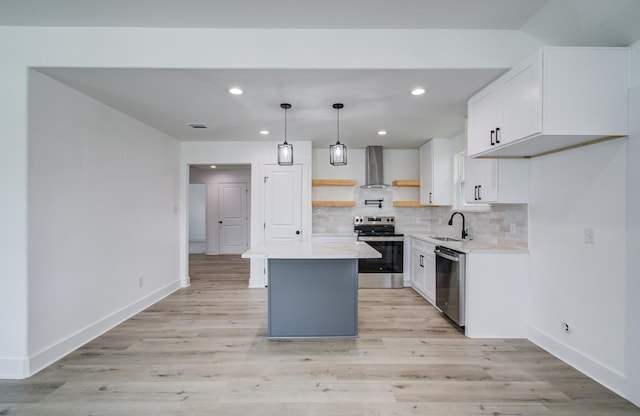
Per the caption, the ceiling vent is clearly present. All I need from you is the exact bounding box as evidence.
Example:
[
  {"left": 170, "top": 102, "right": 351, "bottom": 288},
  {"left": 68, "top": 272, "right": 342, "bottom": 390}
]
[{"left": 187, "top": 123, "right": 208, "bottom": 129}]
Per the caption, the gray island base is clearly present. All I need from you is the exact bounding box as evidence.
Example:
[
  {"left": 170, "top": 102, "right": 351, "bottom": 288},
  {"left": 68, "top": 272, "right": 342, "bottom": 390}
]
[
  {"left": 241, "top": 241, "right": 380, "bottom": 339},
  {"left": 268, "top": 258, "right": 358, "bottom": 338}
]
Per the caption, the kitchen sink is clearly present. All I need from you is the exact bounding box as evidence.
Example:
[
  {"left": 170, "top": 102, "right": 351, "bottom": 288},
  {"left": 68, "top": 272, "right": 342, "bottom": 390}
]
[{"left": 431, "top": 236, "right": 462, "bottom": 242}]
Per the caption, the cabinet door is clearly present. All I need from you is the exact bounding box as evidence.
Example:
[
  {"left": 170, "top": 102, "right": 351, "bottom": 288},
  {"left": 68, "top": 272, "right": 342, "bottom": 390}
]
[
  {"left": 467, "top": 85, "right": 500, "bottom": 156},
  {"left": 419, "top": 142, "right": 433, "bottom": 205},
  {"left": 420, "top": 139, "right": 452, "bottom": 206},
  {"left": 411, "top": 248, "right": 425, "bottom": 292},
  {"left": 500, "top": 52, "right": 542, "bottom": 145},
  {"left": 423, "top": 251, "right": 435, "bottom": 305},
  {"left": 465, "top": 156, "right": 498, "bottom": 203}
]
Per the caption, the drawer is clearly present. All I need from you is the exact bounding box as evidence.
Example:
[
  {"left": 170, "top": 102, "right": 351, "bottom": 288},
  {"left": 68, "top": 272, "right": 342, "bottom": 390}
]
[{"left": 411, "top": 238, "right": 435, "bottom": 253}]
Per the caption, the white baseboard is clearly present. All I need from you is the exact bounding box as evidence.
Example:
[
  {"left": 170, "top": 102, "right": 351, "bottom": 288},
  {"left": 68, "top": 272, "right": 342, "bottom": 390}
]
[
  {"left": 27, "top": 280, "right": 181, "bottom": 378},
  {"left": 527, "top": 325, "right": 626, "bottom": 399}
]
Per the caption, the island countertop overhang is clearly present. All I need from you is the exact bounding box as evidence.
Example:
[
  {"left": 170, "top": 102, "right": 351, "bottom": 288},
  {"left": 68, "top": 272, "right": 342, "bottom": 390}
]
[{"left": 241, "top": 241, "right": 381, "bottom": 260}]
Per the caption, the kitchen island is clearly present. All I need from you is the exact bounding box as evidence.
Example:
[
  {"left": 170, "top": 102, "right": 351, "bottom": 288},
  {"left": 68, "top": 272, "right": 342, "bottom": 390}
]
[{"left": 241, "top": 242, "right": 380, "bottom": 338}]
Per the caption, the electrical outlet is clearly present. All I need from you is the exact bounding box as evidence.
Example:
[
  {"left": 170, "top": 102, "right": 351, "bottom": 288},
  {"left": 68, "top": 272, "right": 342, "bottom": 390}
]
[
  {"left": 138, "top": 276, "right": 144, "bottom": 288},
  {"left": 584, "top": 227, "right": 595, "bottom": 244},
  {"left": 509, "top": 223, "right": 516, "bottom": 234}
]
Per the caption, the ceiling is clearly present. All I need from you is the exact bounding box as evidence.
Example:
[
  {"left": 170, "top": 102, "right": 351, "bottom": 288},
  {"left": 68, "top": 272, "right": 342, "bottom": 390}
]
[{"left": 5, "top": 0, "right": 640, "bottom": 149}]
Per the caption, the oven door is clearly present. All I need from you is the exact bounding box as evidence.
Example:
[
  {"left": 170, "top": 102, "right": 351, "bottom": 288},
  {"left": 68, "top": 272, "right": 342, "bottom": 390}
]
[{"left": 358, "top": 238, "right": 403, "bottom": 273}]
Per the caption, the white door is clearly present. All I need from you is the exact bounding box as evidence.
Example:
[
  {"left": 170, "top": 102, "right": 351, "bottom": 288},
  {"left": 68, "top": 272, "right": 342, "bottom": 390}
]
[
  {"left": 218, "top": 182, "right": 248, "bottom": 254},
  {"left": 264, "top": 164, "right": 302, "bottom": 243}
]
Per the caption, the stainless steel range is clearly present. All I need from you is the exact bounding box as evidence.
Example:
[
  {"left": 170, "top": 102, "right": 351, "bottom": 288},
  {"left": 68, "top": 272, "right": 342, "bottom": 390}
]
[{"left": 354, "top": 216, "right": 404, "bottom": 288}]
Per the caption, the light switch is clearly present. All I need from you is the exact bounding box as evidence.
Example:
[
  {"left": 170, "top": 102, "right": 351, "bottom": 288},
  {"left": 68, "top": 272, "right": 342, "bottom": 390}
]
[{"left": 584, "top": 227, "right": 595, "bottom": 244}]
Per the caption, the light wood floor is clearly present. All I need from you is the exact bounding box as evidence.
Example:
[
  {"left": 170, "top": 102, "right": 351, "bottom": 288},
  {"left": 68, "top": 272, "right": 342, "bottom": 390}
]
[{"left": 1, "top": 254, "right": 638, "bottom": 415}]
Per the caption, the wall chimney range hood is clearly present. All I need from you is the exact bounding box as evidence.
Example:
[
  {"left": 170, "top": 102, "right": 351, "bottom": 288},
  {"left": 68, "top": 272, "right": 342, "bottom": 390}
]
[{"left": 362, "top": 146, "right": 391, "bottom": 189}]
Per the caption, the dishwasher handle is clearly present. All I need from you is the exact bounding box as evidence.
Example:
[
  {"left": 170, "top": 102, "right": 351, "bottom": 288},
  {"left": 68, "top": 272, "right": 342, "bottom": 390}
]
[{"left": 435, "top": 248, "right": 460, "bottom": 262}]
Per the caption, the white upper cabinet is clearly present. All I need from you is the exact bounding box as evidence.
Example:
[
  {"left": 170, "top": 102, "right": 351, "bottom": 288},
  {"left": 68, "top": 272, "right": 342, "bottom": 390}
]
[
  {"left": 467, "top": 47, "right": 629, "bottom": 158},
  {"left": 467, "top": 84, "right": 500, "bottom": 156},
  {"left": 465, "top": 157, "right": 528, "bottom": 204},
  {"left": 420, "top": 138, "right": 452, "bottom": 206}
]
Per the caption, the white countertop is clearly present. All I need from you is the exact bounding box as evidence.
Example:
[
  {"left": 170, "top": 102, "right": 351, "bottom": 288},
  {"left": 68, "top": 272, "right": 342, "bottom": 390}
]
[
  {"left": 407, "top": 233, "right": 529, "bottom": 254},
  {"left": 241, "top": 241, "right": 381, "bottom": 260}
]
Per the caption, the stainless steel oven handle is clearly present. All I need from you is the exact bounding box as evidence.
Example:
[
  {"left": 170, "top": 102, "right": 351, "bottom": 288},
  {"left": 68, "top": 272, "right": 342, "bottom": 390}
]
[
  {"left": 435, "top": 249, "right": 460, "bottom": 262},
  {"left": 357, "top": 236, "right": 404, "bottom": 242}
]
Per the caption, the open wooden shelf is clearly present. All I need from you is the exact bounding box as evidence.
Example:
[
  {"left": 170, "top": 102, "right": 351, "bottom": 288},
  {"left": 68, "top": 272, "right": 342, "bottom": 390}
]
[
  {"left": 392, "top": 179, "right": 420, "bottom": 187},
  {"left": 312, "top": 179, "right": 357, "bottom": 187},
  {"left": 392, "top": 179, "right": 420, "bottom": 206},
  {"left": 393, "top": 201, "right": 422, "bottom": 207},
  {"left": 312, "top": 200, "right": 356, "bottom": 207}
]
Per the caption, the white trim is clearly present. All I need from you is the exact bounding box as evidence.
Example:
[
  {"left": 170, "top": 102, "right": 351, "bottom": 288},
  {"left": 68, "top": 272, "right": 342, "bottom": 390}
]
[
  {"left": 27, "top": 280, "right": 181, "bottom": 378},
  {"left": 528, "top": 325, "right": 627, "bottom": 399},
  {"left": 0, "top": 357, "right": 29, "bottom": 379},
  {"left": 181, "top": 276, "right": 191, "bottom": 288}
]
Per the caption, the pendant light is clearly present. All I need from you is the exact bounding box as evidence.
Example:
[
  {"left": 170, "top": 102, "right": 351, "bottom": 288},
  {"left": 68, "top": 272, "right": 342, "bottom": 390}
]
[
  {"left": 277, "top": 103, "right": 293, "bottom": 165},
  {"left": 330, "top": 103, "right": 347, "bottom": 166}
]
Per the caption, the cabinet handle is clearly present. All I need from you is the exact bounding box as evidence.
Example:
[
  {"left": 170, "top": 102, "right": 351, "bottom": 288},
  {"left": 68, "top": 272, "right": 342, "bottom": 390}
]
[
  {"left": 495, "top": 127, "right": 501, "bottom": 144},
  {"left": 490, "top": 130, "right": 495, "bottom": 146},
  {"left": 478, "top": 185, "right": 482, "bottom": 200},
  {"left": 420, "top": 254, "right": 424, "bottom": 268},
  {"left": 474, "top": 185, "right": 479, "bottom": 201},
  {"left": 429, "top": 192, "right": 432, "bottom": 204}
]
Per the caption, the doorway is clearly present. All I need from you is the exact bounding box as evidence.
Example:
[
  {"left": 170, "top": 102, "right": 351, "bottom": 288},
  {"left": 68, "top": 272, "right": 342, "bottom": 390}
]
[{"left": 188, "top": 164, "right": 251, "bottom": 255}]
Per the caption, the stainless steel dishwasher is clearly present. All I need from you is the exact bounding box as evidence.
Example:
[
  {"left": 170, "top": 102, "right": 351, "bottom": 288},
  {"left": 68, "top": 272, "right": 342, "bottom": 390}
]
[{"left": 435, "top": 246, "right": 466, "bottom": 327}]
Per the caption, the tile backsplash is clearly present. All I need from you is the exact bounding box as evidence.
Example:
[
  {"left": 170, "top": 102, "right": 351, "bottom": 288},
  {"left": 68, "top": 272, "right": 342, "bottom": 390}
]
[{"left": 312, "top": 188, "right": 528, "bottom": 248}]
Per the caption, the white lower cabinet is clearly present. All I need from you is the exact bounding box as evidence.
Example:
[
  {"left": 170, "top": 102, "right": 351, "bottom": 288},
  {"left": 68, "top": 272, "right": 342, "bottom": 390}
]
[
  {"left": 409, "top": 237, "right": 435, "bottom": 305},
  {"left": 407, "top": 235, "right": 529, "bottom": 338},
  {"left": 465, "top": 251, "right": 528, "bottom": 338}
]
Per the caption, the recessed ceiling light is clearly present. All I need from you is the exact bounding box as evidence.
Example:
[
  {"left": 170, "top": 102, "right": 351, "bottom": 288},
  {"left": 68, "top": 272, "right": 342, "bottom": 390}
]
[
  {"left": 410, "top": 87, "right": 426, "bottom": 96},
  {"left": 377, "top": 130, "right": 387, "bottom": 136},
  {"left": 210, "top": 165, "right": 217, "bottom": 169},
  {"left": 187, "top": 122, "right": 208, "bottom": 129},
  {"left": 260, "top": 130, "right": 270, "bottom": 135},
  {"left": 228, "top": 87, "right": 243, "bottom": 95}
]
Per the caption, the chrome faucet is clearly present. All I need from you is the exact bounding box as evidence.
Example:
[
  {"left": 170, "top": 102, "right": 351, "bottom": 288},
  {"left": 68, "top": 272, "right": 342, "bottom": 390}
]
[{"left": 448, "top": 211, "right": 468, "bottom": 239}]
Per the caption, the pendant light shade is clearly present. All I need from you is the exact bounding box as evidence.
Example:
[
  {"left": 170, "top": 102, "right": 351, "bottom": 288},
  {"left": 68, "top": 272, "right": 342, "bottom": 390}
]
[
  {"left": 278, "top": 103, "right": 293, "bottom": 165},
  {"left": 330, "top": 103, "right": 347, "bottom": 166}
]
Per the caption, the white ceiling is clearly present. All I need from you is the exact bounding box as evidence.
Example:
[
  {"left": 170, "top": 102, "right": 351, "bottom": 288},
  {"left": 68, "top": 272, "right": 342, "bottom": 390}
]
[{"left": 5, "top": 0, "right": 640, "bottom": 149}]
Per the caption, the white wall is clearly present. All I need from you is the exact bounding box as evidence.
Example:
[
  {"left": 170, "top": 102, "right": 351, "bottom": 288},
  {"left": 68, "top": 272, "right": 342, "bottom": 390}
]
[
  {"left": 188, "top": 184, "right": 206, "bottom": 252},
  {"left": 312, "top": 147, "right": 420, "bottom": 185},
  {"left": 528, "top": 138, "right": 628, "bottom": 394},
  {"left": 625, "top": 40, "right": 640, "bottom": 406},
  {"left": 27, "top": 70, "right": 181, "bottom": 374},
  {"left": 0, "top": 66, "right": 29, "bottom": 377}
]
